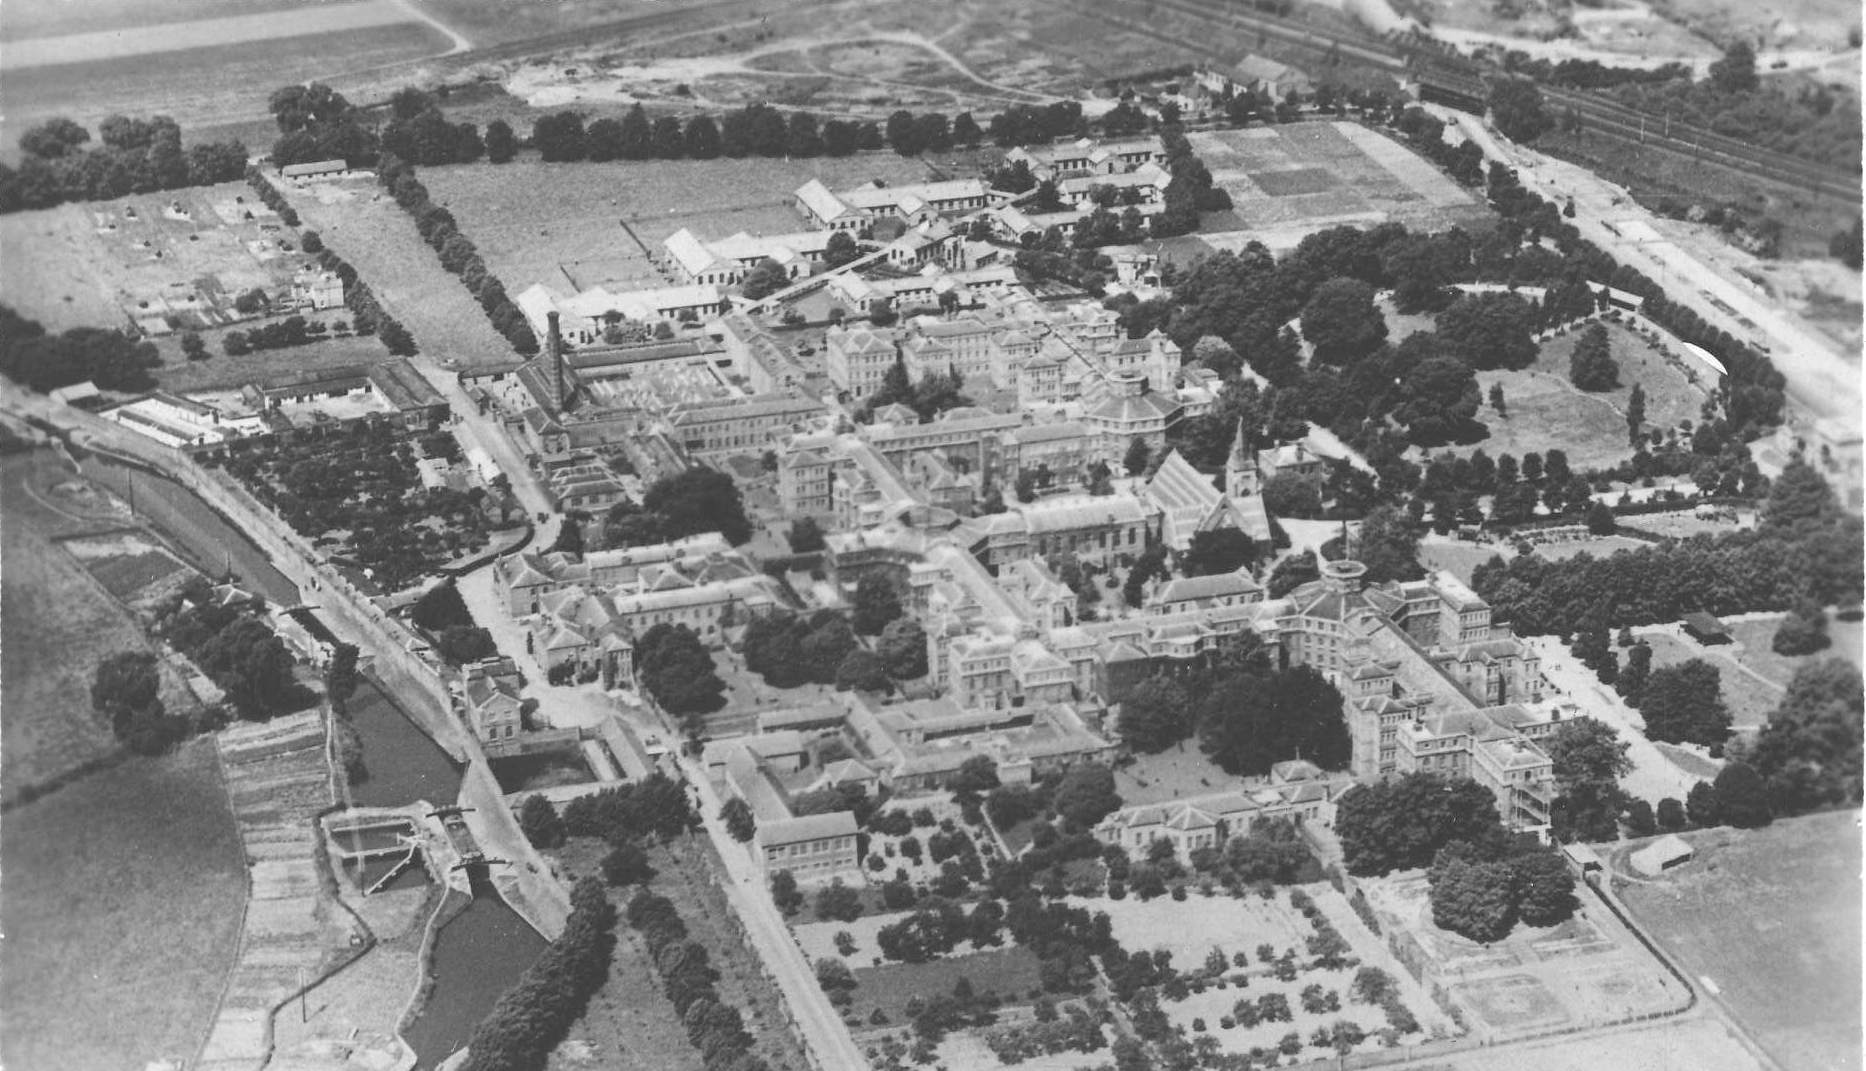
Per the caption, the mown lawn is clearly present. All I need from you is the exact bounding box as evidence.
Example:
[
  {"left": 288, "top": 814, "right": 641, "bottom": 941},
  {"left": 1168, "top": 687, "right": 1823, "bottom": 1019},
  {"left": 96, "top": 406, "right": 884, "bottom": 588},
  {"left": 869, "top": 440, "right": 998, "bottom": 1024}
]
[
  {"left": 155, "top": 333, "right": 393, "bottom": 394},
  {"left": 0, "top": 738, "right": 247, "bottom": 1071},
  {"left": 848, "top": 947, "right": 1045, "bottom": 1028},
  {"left": 1617, "top": 810, "right": 1862, "bottom": 1071}
]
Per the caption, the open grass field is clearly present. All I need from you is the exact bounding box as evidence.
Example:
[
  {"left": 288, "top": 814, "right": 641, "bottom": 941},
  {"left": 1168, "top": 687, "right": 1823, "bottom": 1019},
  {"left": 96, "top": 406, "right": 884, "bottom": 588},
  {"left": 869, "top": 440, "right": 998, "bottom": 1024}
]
[
  {"left": 1190, "top": 123, "right": 1491, "bottom": 251},
  {"left": 0, "top": 180, "right": 308, "bottom": 333},
  {"left": 1636, "top": 630, "right": 1787, "bottom": 729},
  {"left": 1419, "top": 539, "right": 1507, "bottom": 583},
  {"left": 1, "top": 0, "right": 311, "bottom": 42},
  {"left": 2, "top": 0, "right": 421, "bottom": 69},
  {"left": 0, "top": 449, "right": 149, "bottom": 799},
  {"left": 1529, "top": 319, "right": 1711, "bottom": 431},
  {"left": 1721, "top": 615, "right": 1864, "bottom": 688},
  {"left": 1460, "top": 368, "right": 1633, "bottom": 474},
  {"left": 1113, "top": 740, "right": 1246, "bottom": 806},
  {"left": 0, "top": 736, "right": 247, "bottom": 1071},
  {"left": 1072, "top": 890, "right": 1311, "bottom": 965},
  {"left": 419, "top": 154, "right": 935, "bottom": 295},
  {"left": 1616, "top": 809, "right": 1862, "bottom": 1071},
  {"left": 850, "top": 947, "right": 1045, "bottom": 1025},
  {"left": 154, "top": 334, "right": 393, "bottom": 394},
  {"left": 1, "top": 21, "right": 451, "bottom": 148},
  {"left": 284, "top": 178, "right": 525, "bottom": 370}
]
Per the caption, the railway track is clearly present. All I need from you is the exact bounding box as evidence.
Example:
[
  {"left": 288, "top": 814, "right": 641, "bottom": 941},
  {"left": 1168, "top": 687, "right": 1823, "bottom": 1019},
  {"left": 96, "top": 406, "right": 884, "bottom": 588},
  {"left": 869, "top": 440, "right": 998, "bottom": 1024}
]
[{"left": 1088, "top": 0, "right": 1860, "bottom": 203}]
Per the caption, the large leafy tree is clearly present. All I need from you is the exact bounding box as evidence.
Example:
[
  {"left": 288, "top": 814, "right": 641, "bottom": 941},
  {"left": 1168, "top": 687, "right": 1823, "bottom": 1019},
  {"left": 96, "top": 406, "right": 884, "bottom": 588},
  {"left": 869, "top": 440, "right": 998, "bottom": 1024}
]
[
  {"left": 1639, "top": 659, "right": 1731, "bottom": 747},
  {"left": 1337, "top": 773, "right": 1509, "bottom": 876},
  {"left": 1429, "top": 855, "right": 1518, "bottom": 942},
  {"left": 1300, "top": 278, "right": 1388, "bottom": 366},
  {"left": 1710, "top": 760, "right": 1772, "bottom": 828},
  {"left": 1545, "top": 717, "right": 1632, "bottom": 790},
  {"left": 1052, "top": 762, "right": 1123, "bottom": 829},
  {"left": 1568, "top": 322, "right": 1620, "bottom": 391},
  {"left": 1488, "top": 78, "right": 1553, "bottom": 143},
  {"left": 1181, "top": 528, "right": 1256, "bottom": 577},
  {"left": 1352, "top": 505, "right": 1424, "bottom": 583},
  {"left": 1748, "top": 658, "right": 1863, "bottom": 815},
  {"left": 879, "top": 616, "right": 929, "bottom": 679},
  {"left": 1119, "top": 676, "right": 1192, "bottom": 754},
  {"left": 851, "top": 572, "right": 904, "bottom": 635},
  {"left": 1771, "top": 599, "right": 1831, "bottom": 655},
  {"left": 1199, "top": 663, "right": 1350, "bottom": 776},
  {"left": 1435, "top": 292, "right": 1537, "bottom": 370},
  {"left": 636, "top": 623, "right": 724, "bottom": 717},
  {"left": 519, "top": 794, "right": 565, "bottom": 849},
  {"left": 641, "top": 465, "right": 751, "bottom": 545}
]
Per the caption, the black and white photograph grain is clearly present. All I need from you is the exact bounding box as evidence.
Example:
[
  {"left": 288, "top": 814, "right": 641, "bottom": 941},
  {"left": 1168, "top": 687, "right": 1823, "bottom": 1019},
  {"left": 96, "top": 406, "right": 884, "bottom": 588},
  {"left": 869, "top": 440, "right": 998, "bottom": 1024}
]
[{"left": 0, "top": 0, "right": 1860, "bottom": 1069}]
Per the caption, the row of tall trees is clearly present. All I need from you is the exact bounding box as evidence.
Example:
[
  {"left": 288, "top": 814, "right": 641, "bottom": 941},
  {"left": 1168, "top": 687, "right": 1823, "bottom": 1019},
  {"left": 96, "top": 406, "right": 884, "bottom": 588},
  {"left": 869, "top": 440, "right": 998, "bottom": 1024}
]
[
  {"left": 1, "top": 114, "right": 247, "bottom": 213},
  {"left": 374, "top": 154, "right": 538, "bottom": 355},
  {"left": 1472, "top": 461, "right": 1861, "bottom": 636},
  {"left": 246, "top": 168, "right": 417, "bottom": 355},
  {"left": 628, "top": 890, "right": 776, "bottom": 1071},
  {"left": 458, "top": 878, "right": 617, "bottom": 1071}
]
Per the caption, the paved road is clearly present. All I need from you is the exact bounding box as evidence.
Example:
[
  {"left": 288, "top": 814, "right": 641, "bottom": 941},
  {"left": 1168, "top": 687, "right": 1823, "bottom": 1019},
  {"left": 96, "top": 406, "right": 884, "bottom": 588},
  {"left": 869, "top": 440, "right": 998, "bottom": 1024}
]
[
  {"left": 1528, "top": 635, "right": 1706, "bottom": 803},
  {"left": 677, "top": 755, "right": 870, "bottom": 1071}
]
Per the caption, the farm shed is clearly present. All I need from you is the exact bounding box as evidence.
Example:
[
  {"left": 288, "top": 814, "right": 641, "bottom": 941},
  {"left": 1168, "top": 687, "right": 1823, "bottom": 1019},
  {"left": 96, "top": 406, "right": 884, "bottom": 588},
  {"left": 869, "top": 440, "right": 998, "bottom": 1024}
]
[
  {"left": 280, "top": 159, "right": 348, "bottom": 180},
  {"left": 1562, "top": 842, "right": 1603, "bottom": 881},
  {"left": 1630, "top": 834, "right": 1694, "bottom": 876},
  {"left": 1681, "top": 611, "right": 1732, "bottom": 645}
]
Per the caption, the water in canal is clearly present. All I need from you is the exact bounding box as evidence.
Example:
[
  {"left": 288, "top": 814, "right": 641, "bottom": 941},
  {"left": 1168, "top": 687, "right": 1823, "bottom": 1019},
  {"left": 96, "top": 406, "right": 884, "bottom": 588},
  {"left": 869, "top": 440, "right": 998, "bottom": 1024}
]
[
  {"left": 401, "top": 868, "right": 550, "bottom": 1069},
  {"left": 73, "top": 452, "right": 299, "bottom": 605},
  {"left": 339, "top": 679, "right": 463, "bottom": 810},
  {"left": 71, "top": 452, "right": 547, "bottom": 1064},
  {"left": 338, "top": 682, "right": 546, "bottom": 1067}
]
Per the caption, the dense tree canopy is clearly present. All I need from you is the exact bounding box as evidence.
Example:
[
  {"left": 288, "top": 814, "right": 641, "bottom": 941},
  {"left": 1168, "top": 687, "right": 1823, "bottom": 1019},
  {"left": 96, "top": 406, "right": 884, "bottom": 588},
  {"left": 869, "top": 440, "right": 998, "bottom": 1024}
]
[
  {"left": 1338, "top": 773, "right": 1509, "bottom": 876},
  {"left": 1300, "top": 278, "right": 1388, "bottom": 366},
  {"left": 1747, "top": 658, "right": 1862, "bottom": 816},
  {"left": 1639, "top": 659, "right": 1732, "bottom": 747},
  {"left": 1435, "top": 292, "right": 1538, "bottom": 371},
  {"left": 636, "top": 624, "right": 725, "bottom": 719},
  {"left": 1489, "top": 78, "right": 1554, "bottom": 143},
  {"left": 640, "top": 465, "right": 752, "bottom": 545}
]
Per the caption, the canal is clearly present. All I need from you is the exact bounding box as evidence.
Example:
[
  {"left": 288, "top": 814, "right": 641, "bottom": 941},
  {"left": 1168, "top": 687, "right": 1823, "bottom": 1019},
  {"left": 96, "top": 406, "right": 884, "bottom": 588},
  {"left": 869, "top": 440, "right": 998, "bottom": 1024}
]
[
  {"left": 73, "top": 451, "right": 299, "bottom": 605},
  {"left": 400, "top": 868, "right": 550, "bottom": 1069},
  {"left": 340, "top": 677, "right": 548, "bottom": 1068},
  {"left": 74, "top": 449, "right": 545, "bottom": 1068}
]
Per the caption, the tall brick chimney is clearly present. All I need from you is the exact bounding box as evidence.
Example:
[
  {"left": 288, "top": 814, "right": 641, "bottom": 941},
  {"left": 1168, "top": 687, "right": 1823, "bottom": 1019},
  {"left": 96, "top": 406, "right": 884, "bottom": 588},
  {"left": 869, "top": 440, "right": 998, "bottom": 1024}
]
[{"left": 546, "top": 310, "right": 566, "bottom": 411}]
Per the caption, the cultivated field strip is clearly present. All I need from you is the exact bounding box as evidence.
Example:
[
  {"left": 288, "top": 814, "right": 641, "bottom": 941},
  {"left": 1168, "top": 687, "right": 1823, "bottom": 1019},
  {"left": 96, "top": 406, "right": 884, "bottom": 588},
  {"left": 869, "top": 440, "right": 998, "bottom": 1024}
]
[{"left": 196, "top": 711, "right": 337, "bottom": 1071}]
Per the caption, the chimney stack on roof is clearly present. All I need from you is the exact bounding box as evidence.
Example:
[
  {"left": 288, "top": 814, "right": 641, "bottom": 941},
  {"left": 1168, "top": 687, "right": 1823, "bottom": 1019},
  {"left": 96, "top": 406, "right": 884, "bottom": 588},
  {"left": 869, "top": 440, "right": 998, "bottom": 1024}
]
[{"left": 545, "top": 310, "right": 567, "bottom": 411}]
